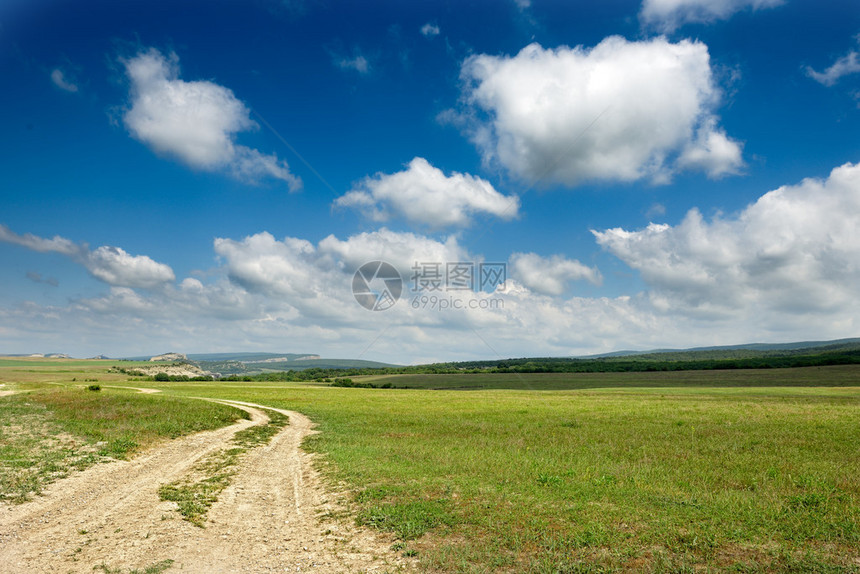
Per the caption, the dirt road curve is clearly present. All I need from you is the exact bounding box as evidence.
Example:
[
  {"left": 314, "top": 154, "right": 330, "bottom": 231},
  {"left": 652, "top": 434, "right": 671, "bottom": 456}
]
[{"left": 0, "top": 399, "right": 409, "bottom": 573}]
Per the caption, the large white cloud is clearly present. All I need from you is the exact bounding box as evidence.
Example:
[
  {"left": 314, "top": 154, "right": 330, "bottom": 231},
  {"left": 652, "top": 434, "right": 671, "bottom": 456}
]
[
  {"left": 336, "top": 157, "right": 519, "bottom": 227},
  {"left": 593, "top": 162, "right": 860, "bottom": 318},
  {"left": 0, "top": 225, "right": 174, "bottom": 289},
  {"left": 640, "top": 0, "right": 783, "bottom": 32},
  {"left": 457, "top": 37, "right": 743, "bottom": 187},
  {"left": 122, "top": 48, "right": 301, "bottom": 189},
  {"left": 510, "top": 252, "right": 601, "bottom": 296}
]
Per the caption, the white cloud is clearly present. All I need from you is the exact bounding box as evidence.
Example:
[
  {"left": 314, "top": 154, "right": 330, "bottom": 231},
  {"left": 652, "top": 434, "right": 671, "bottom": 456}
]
[
  {"left": 86, "top": 246, "right": 175, "bottom": 289},
  {"left": 0, "top": 225, "right": 174, "bottom": 289},
  {"left": 335, "top": 54, "right": 370, "bottom": 74},
  {"left": 510, "top": 253, "right": 601, "bottom": 295},
  {"left": 807, "top": 50, "right": 860, "bottom": 87},
  {"left": 6, "top": 162, "right": 860, "bottom": 361},
  {"left": 318, "top": 228, "right": 467, "bottom": 277},
  {"left": 122, "top": 48, "right": 300, "bottom": 189},
  {"left": 593, "top": 161, "right": 860, "bottom": 317},
  {"left": 420, "top": 23, "right": 440, "bottom": 37},
  {"left": 335, "top": 157, "right": 519, "bottom": 227},
  {"left": 50, "top": 68, "right": 78, "bottom": 92},
  {"left": 0, "top": 224, "right": 81, "bottom": 256},
  {"left": 457, "top": 37, "right": 743, "bottom": 187},
  {"left": 640, "top": 0, "right": 783, "bottom": 32},
  {"left": 677, "top": 117, "right": 744, "bottom": 178}
]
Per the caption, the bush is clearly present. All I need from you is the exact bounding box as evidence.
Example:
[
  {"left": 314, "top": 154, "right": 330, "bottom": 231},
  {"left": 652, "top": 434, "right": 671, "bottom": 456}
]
[
  {"left": 154, "top": 372, "right": 169, "bottom": 382},
  {"left": 87, "top": 384, "right": 101, "bottom": 391}
]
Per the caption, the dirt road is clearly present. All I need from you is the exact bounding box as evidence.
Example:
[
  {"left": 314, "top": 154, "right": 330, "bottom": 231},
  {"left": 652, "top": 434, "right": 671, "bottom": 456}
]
[{"left": 0, "top": 399, "right": 409, "bottom": 573}]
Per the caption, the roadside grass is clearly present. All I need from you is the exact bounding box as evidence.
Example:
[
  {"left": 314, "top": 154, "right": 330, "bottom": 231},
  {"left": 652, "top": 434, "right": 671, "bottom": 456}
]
[
  {"left": 94, "top": 558, "right": 174, "bottom": 574},
  {"left": 24, "top": 386, "right": 247, "bottom": 458},
  {"left": 0, "top": 396, "right": 101, "bottom": 503},
  {"left": 158, "top": 408, "right": 288, "bottom": 526},
  {"left": 0, "top": 385, "right": 245, "bottom": 503}
]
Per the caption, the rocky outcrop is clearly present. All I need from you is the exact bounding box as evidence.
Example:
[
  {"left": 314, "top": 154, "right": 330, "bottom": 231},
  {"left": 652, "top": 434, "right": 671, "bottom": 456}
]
[{"left": 150, "top": 352, "right": 187, "bottom": 362}]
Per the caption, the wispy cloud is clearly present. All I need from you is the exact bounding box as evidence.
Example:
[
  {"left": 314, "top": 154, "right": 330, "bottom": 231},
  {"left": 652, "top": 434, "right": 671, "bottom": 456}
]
[
  {"left": 50, "top": 68, "right": 78, "bottom": 92},
  {"left": 420, "top": 23, "right": 440, "bottom": 37},
  {"left": 26, "top": 271, "right": 59, "bottom": 287},
  {"left": 335, "top": 53, "right": 370, "bottom": 74},
  {"left": 0, "top": 224, "right": 175, "bottom": 289},
  {"left": 640, "top": 0, "right": 783, "bottom": 32},
  {"left": 121, "top": 48, "right": 301, "bottom": 189},
  {"left": 807, "top": 49, "right": 860, "bottom": 87}
]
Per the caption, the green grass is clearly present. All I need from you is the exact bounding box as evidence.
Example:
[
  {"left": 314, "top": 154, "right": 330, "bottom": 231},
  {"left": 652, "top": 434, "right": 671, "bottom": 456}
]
[
  {"left": 358, "top": 365, "right": 860, "bottom": 390},
  {"left": 24, "top": 386, "right": 247, "bottom": 458},
  {"left": 0, "top": 385, "right": 245, "bottom": 503},
  {"left": 3, "top": 360, "right": 859, "bottom": 572},
  {"left": 94, "top": 559, "right": 174, "bottom": 574}
]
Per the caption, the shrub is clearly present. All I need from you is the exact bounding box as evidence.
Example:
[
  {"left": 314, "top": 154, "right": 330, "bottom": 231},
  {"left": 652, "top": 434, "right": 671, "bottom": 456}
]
[{"left": 87, "top": 384, "right": 101, "bottom": 391}]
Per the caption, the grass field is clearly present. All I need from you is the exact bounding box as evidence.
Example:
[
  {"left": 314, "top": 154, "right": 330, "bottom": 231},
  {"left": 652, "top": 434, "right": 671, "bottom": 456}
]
[{"left": 1, "top": 359, "right": 859, "bottom": 572}]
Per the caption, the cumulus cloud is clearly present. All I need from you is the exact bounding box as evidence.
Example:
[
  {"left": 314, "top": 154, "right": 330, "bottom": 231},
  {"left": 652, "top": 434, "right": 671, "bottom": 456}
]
[
  {"left": 319, "top": 228, "right": 467, "bottom": 276},
  {"left": 420, "top": 23, "right": 440, "bottom": 37},
  {"left": 86, "top": 246, "right": 176, "bottom": 289},
  {"left": 510, "top": 253, "right": 601, "bottom": 295},
  {"left": 457, "top": 37, "right": 743, "bottom": 187},
  {"left": 122, "top": 48, "right": 300, "bottom": 189},
  {"left": 50, "top": 68, "right": 78, "bottom": 92},
  {"left": 593, "top": 161, "right": 860, "bottom": 316},
  {"left": 806, "top": 50, "right": 860, "bottom": 87},
  {"left": 0, "top": 224, "right": 174, "bottom": 289},
  {"left": 335, "top": 157, "right": 519, "bottom": 227},
  {"left": 640, "top": 0, "right": 783, "bottom": 32},
  {"left": 215, "top": 228, "right": 467, "bottom": 298}
]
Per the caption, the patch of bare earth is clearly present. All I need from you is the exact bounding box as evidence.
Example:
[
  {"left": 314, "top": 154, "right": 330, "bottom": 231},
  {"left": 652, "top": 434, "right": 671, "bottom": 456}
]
[{"left": 0, "top": 400, "right": 412, "bottom": 573}]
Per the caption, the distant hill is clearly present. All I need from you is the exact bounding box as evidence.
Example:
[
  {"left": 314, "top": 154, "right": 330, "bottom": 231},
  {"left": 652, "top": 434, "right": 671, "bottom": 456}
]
[
  {"left": 121, "top": 352, "right": 317, "bottom": 363},
  {"left": 579, "top": 338, "right": 860, "bottom": 362},
  {"left": 186, "top": 352, "right": 318, "bottom": 363},
  {"left": 197, "top": 357, "right": 399, "bottom": 376}
]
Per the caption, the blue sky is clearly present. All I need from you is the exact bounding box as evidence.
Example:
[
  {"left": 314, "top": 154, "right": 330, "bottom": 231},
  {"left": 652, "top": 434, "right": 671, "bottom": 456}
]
[{"left": 1, "top": 0, "right": 859, "bottom": 362}]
